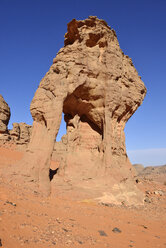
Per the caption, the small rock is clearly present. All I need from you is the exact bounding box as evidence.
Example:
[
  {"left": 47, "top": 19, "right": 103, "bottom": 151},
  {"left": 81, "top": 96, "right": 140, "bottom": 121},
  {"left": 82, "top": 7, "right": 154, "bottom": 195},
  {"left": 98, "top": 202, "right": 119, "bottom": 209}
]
[
  {"left": 154, "top": 190, "right": 164, "bottom": 196},
  {"left": 142, "top": 225, "right": 148, "bottom": 229},
  {"left": 121, "top": 201, "right": 127, "bottom": 206},
  {"left": 6, "top": 200, "right": 17, "bottom": 206},
  {"left": 56, "top": 218, "right": 61, "bottom": 224},
  {"left": 66, "top": 240, "right": 72, "bottom": 244},
  {"left": 145, "top": 190, "right": 151, "bottom": 195},
  {"left": 98, "top": 230, "right": 108, "bottom": 236},
  {"left": 144, "top": 197, "right": 151, "bottom": 203},
  {"left": 24, "top": 240, "right": 29, "bottom": 244},
  {"left": 112, "top": 227, "right": 122, "bottom": 233},
  {"left": 101, "top": 202, "right": 113, "bottom": 207},
  {"left": 0, "top": 239, "right": 2, "bottom": 247},
  {"left": 33, "top": 226, "right": 38, "bottom": 232},
  {"left": 78, "top": 240, "right": 83, "bottom": 244}
]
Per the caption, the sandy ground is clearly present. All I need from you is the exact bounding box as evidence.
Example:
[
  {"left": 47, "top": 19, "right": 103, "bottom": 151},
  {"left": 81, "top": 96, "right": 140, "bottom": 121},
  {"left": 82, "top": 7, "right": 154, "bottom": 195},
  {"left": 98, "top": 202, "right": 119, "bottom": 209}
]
[{"left": 0, "top": 146, "right": 166, "bottom": 248}]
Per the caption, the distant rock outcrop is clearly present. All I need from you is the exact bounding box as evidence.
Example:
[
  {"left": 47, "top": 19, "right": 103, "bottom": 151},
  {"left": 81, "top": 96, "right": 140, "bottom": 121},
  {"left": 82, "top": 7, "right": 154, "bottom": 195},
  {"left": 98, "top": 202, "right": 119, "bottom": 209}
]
[
  {"left": 135, "top": 164, "right": 166, "bottom": 184},
  {"left": 0, "top": 95, "right": 31, "bottom": 147},
  {"left": 17, "top": 16, "right": 147, "bottom": 204},
  {"left": 0, "top": 94, "right": 11, "bottom": 142},
  {"left": 0, "top": 95, "right": 10, "bottom": 133},
  {"left": 141, "top": 165, "right": 166, "bottom": 175},
  {"left": 9, "top": 122, "right": 32, "bottom": 145},
  {"left": 133, "top": 164, "right": 144, "bottom": 175}
]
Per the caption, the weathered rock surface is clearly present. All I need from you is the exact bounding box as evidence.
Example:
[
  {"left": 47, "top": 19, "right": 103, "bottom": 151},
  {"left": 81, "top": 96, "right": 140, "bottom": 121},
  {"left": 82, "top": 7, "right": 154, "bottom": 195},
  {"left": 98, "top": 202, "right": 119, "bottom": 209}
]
[
  {"left": 9, "top": 122, "right": 32, "bottom": 145},
  {"left": 0, "top": 95, "right": 11, "bottom": 142},
  {"left": 0, "top": 95, "right": 32, "bottom": 147},
  {"left": 19, "top": 16, "right": 146, "bottom": 204},
  {"left": 0, "top": 95, "right": 10, "bottom": 134}
]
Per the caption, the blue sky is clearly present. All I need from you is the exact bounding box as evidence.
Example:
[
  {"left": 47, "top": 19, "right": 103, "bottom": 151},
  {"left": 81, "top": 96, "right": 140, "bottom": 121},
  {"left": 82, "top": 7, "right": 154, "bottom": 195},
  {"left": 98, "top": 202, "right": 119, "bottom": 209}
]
[{"left": 0, "top": 0, "right": 166, "bottom": 166}]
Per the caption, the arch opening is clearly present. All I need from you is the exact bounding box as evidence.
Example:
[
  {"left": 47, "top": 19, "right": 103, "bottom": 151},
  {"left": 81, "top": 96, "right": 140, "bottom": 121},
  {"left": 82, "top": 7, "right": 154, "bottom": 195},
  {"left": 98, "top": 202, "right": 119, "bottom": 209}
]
[{"left": 56, "top": 113, "right": 67, "bottom": 142}]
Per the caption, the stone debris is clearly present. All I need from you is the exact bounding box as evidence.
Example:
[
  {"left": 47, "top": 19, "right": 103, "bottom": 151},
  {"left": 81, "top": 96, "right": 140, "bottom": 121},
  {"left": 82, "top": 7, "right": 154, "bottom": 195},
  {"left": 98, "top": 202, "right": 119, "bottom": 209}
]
[
  {"left": 144, "top": 197, "right": 152, "bottom": 203},
  {"left": 98, "top": 230, "right": 108, "bottom": 237},
  {"left": 141, "top": 225, "right": 148, "bottom": 229},
  {"left": 112, "top": 227, "right": 122, "bottom": 233},
  {"left": 154, "top": 190, "right": 164, "bottom": 196},
  {"left": 5, "top": 200, "right": 17, "bottom": 207}
]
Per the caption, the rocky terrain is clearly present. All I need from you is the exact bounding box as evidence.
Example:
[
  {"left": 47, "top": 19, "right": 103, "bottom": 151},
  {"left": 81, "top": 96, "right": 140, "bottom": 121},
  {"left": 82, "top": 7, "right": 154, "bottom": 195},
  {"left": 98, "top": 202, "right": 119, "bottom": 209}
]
[
  {"left": 134, "top": 163, "right": 166, "bottom": 184},
  {"left": 0, "top": 146, "right": 166, "bottom": 248}
]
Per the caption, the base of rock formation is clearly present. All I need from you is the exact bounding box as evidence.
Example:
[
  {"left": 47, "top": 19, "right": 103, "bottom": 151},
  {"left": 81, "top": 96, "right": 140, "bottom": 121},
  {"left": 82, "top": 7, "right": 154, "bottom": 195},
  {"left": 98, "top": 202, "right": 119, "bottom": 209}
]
[{"left": 0, "top": 146, "right": 166, "bottom": 248}]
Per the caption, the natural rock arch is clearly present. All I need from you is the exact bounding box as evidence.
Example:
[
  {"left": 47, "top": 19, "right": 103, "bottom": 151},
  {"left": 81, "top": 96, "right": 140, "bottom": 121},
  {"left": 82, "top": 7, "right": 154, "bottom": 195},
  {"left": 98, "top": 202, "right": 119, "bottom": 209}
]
[{"left": 19, "top": 16, "right": 146, "bottom": 205}]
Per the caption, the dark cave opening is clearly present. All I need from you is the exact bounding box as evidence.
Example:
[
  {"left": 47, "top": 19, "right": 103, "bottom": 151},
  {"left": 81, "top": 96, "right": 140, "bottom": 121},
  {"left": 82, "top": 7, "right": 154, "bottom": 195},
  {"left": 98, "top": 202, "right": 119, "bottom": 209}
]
[{"left": 49, "top": 168, "right": 59, "bottom": 181}]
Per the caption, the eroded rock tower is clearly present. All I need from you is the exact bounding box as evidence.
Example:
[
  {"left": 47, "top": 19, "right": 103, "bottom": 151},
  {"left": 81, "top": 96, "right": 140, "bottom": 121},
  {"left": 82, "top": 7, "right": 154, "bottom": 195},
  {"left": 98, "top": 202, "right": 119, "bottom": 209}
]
[{"left": 20, "top": 17, "right": 146, "bottom": 205}]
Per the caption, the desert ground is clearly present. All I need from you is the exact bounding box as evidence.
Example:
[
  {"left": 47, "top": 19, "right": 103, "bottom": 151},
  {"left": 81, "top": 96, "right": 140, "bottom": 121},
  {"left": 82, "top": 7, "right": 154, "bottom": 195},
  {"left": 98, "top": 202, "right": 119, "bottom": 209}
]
[{"left": 0, "top": 145, "right": 166, "bottom": 248}]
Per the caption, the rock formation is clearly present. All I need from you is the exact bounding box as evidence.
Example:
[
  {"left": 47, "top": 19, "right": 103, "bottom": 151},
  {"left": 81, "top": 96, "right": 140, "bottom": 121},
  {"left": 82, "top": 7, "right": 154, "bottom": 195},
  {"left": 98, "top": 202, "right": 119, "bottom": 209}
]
[
  {"left": 19, "top": 16, "right": 146, "bottom": 204},
  {"left": 0, "top": 94, "right": 10, "bottom": 133},
  {"left": 0, "top": 95, "right": 32, "bottom": 147},
  {"left": 135, "top": 164, "right": 166, "bottom": 184},
  {"left": 0, "top": 94, "right": 11, "bottom": 142},
  {"left": 9, "top": 122, "right": 32, "bottom": 146}
]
